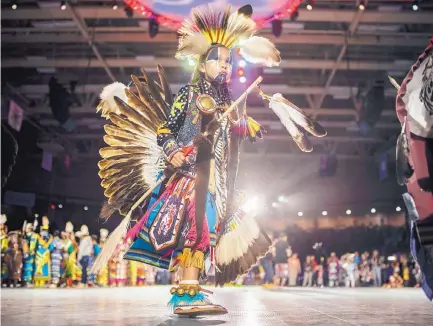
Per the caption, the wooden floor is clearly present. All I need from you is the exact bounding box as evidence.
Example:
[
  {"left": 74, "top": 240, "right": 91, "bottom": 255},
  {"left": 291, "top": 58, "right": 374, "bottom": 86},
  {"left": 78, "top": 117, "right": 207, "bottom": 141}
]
[{"left": 2, "top": 286, "right": 432, "bottom": 325}]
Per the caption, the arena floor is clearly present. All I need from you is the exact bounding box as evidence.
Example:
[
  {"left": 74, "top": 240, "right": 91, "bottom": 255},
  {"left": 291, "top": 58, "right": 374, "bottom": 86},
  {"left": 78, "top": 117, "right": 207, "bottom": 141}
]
[{"left": 1, "top": 286, "right": 432, "bottom": 325}]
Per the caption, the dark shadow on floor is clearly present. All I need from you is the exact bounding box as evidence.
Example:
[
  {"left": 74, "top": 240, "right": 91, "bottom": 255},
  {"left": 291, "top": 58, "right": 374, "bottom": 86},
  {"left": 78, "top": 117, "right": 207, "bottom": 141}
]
[{"left": 157, "top": 318, "right": 227, "bottom": 326}]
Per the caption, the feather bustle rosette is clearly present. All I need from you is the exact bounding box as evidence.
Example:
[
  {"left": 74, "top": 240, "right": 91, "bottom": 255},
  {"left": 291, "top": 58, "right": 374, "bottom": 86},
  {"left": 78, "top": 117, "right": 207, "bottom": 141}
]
[{"left": 96, "top": 67, "right": 172, "bottom": 219}]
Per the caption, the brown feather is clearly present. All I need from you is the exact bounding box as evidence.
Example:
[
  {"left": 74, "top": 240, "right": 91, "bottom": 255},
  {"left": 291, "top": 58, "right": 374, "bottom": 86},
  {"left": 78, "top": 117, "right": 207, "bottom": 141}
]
[
  {"left": 105, "top": 179, "right": 138, "bottom": 199},
  {"left": 140, "top": 69, "right": 168, "bottom": 121},
  {"left": 131, "top": 75, "right": 156, "bottom": 110},
  {"left": 104, "top": 125, "right": 142, "bottom": 141},
  {"left": 108, "top": 113, "right": 148, "bottom": 137},
  {"left": 110, "top": 187, "right": 145, "bottom": 209},
  {"left": 124, "top": 88, "right": 162, "bottom": 125},
  {"left": 103, "top": 135, "right": 144, "bottom": 147},
  {"left": 291, "top": 129, "right": 313, "bottom": 153},
  {"left": 113, "top": 97, "right": 157, "bottom": 132},
  {"left": 103, "top": 169, "right": 143, "bottom": 190},
  {"left": 100, "top": 147, "right": 129, "bottom": 159},
  {"left": 98, "top": 155, "right": 137, "bottom": 170},
  {"left": 157, "top": 64, "right": 173, "bottom": 108},
  {"left": 99, "top": 159, "right": 144, "bottom": 176},
  {"left": 100, "top": 201, "right": 121, "bottom": 220},
  {"left": 98, "top": 168, "right": 122, "bottom": 181}
]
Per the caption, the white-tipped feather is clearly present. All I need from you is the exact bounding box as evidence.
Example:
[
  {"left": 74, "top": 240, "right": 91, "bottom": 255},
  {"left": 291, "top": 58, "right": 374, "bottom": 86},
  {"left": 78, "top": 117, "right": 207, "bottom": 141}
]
[
  {"left": 269, "top": 93, "right": 299, "bottom": 136},
  {"left": 239, "top": 36, "right": 281, "bottom": 67},
  {"left": 97, "top": 82, "right": 128, "bottom": 119},
  {"left": 216, "top": 213, "right": 260, "bottom": 266},
  {"left": 176, "top": 33, "right": 209, "bottom": 60}
]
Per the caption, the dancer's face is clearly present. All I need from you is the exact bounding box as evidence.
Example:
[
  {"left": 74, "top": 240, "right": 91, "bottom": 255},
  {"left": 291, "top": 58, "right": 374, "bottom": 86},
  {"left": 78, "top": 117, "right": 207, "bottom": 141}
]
[{"left": 200, "top": 46, "right": 232, "bottom": 84}]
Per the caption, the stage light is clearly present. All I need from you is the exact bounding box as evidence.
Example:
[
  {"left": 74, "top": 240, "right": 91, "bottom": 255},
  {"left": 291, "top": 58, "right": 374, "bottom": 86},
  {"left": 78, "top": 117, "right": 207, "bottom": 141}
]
[
  {"left": 396, "top": 206, "right": 401, "bottom": 212},
  {"left": 239, "top": 76, "right": 247, "bottom": 83},
  {"left": 371, "top": 208, "right": 376, "bottom": 213},
  {"left": 412, "top": 1, "right": 419, "bottom": 11},
  {"left": 12, "top": 3, "right": 17, "bottom": 9},
  {"left": 242, "top": 195, "right": 263, "bottom": 215},
  {"left": 35, "top": 214, "right": 39, "bottom": 218},
  {"left": 307, "top": 4, "right": 312, "bottom": 10},
  {"left": 60, "top": 1, "right": 66, "bottom": 10},
  {"left": 272, "top": 202, "right": 278, "bottom": 208},
  {"left": 298, "top": 212, "right": 303, "bottom": 217},
  {"left": 125, "top": 6, "right": 133, "bottom": 18},
  {"left": 322, "top": 211, "right": 327, "bottom": 216},
  {"left": 237, "top": 67, "right": 245, "bottom": 76},
  {"left": 271, "top": 19, "right": 283, "bottom": 37},
  {"left": 50, "top": 204, "right": 55, "bottom": 210},
  {"left": 58, "top": 204, "right": 63, "bottom": 209},
  {"left": 149, "top": 18, "right": 159, "bottom": 38},
  {"left": 278, "top": 195, "right": 285, "bottom": 203},
  {"left": 239, "top": 59, "right": 246, "bottom": 68},
  {"left": 306, "top": 0, "right": 315, "bottom": 11},
  {"left": 188, "top": 59, "right": 195, "bottom": 66},
  {"left": 84, "top": 206, "right": 89, "bottom": 211},
  {"left": 359, "top": 4, "right": 365, "bottom": 10},
  {"left": 290, "top": 10, "right": 299, "bottom": 21},
  {"left": 113, "top": 4, "right": 118, "bottom": 10},
  {"left": 346, "top": 209, "right": 351, "bottom": 215}
]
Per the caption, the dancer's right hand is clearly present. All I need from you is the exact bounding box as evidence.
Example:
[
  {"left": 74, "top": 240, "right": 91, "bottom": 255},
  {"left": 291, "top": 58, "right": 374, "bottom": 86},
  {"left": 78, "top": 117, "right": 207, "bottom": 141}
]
[{"left": 170, "top": 151, "right": 186, "bottom": 168}]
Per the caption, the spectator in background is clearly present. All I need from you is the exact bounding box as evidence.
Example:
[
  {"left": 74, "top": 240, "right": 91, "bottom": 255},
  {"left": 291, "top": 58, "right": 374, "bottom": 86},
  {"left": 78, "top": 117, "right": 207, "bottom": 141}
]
[
  {"left": 371, "top": 250, "right": 382, "bottom": 287},
  {"left": 302, "top": 256, "right": 314, "bottom": 287},
  {"left": 354, "top": 252, "right": 360, "bottom": 264},
  {"left": 413, "top": 263, "right": 422, "bottom": 287},
  {"left": 76, "top": 225, "right": 93, "bottom": 288},
  {"left": 400, "top": 255, "right": 410, "bottom": 287},
  {"left": 315, "top": 257, "right": 324, "bottom": 288},
  {"left": 328, "top": 252, "right": 339, "bottom": 287},
  {"left": 260, "top": 250, "right": 275, "bottom": 287},
  {"left": 288, "top": 253, "right": 301, "bottom": 286},
  {"left": 359, "top": 253, "right": 372, "bottom": 286},
  {"left": 344, "top": 255, "right": 357, "bottom": 288},
  {"left": 274, "top": 233, "right": 289, "bottom": 286},
  {"left": 387, "top": 272, "right": 404, "bottom": 288}
]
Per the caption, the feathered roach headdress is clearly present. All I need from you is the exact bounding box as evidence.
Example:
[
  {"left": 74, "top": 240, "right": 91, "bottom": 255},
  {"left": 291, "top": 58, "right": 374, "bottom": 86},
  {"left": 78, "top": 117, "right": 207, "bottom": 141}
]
[{"left": 176, "top": 4, "right": 281, "bottom": 67}]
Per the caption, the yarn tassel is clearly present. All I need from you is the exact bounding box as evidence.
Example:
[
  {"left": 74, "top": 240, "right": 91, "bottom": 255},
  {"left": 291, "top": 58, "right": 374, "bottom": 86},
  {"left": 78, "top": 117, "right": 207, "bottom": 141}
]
[{"left": 231, "top": 115, "right": 265, "bottom": 143}]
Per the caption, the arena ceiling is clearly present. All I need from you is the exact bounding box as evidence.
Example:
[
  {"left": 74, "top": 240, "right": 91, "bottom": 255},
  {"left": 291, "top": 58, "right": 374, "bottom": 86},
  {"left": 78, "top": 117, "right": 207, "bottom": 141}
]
[{"left": 2, "top": 0, "right": 433, "bottom": 162}]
